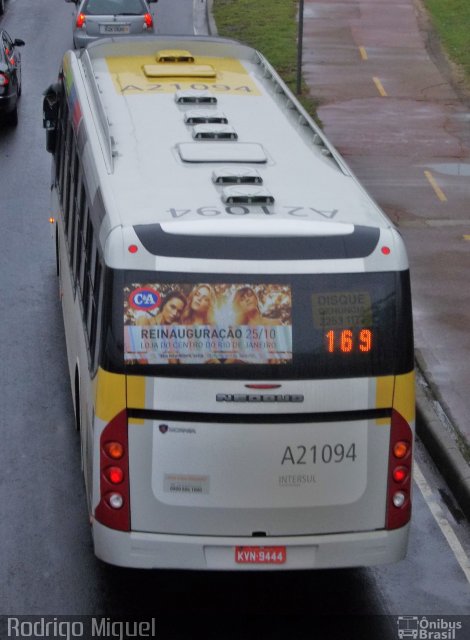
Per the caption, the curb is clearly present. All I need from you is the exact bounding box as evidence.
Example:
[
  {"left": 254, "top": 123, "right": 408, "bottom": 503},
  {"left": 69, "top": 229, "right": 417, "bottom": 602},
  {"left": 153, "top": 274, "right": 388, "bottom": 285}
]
[
  {"left": 415, "top": 358, "right": 470, "bottom": 521},
  {"left": 206, "top": 0, "right": 217, "bottom": 36}
]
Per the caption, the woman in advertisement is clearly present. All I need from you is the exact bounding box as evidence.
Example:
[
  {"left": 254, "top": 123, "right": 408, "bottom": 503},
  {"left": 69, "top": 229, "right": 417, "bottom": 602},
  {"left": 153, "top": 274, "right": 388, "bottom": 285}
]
[
  {"left": 232, "top": 286, "right": 278, "bottom": 326},
  {"left": 180, "top": 284, "right": 216, "bottom": 325},
  {"left": 136, "top": 291, "right": 187, "bottom": 326}
]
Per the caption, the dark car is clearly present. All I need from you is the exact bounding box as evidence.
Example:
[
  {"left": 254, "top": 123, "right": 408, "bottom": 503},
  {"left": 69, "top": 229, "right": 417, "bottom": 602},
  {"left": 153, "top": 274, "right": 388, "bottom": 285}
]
[{"left": 0, "top": 30, "right": 25, "bottom": 126}]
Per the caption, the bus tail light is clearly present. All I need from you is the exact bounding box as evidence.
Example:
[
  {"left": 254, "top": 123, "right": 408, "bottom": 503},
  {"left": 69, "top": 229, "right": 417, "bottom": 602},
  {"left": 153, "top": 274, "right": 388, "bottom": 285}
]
[
  {"left": 386, "top": 409, "right": 413, "bottom": 530},
  {"left": 144, "top": 13, "right": 153, "bottom": 28},
  {"left": 95, "top": 410, "right": 130, "bottom": 531}
]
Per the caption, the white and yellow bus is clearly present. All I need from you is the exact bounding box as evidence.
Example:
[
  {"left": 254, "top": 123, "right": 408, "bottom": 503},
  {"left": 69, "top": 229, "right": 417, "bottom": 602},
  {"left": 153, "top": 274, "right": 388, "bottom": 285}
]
[{"left": 43, "top": 36, "right": 414, "bottom": 569}]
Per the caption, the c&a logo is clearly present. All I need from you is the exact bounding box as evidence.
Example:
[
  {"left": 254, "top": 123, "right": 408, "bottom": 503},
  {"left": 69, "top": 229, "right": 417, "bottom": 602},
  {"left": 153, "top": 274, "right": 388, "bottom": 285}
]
[
  {"left": 129, "top": 287, "right": 161, "bottom": 311},
  {"left": 397, "top": 616, "right": 463, "bottom": 640}
]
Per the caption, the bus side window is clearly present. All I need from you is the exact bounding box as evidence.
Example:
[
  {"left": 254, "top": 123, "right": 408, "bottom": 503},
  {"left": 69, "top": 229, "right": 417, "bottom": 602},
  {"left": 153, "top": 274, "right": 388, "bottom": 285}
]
[
  {"left": 82, "top": 228, "right": 95, "bottom": 325},
  {"left": 72, "top": 175, "right": 86, "bottom": 290},
  {"left": 57, "top": 100, "right": 69, "bottom": 194},
  {"left": 62, "top": 121, "right": 73, "bottom": 241},
  {"left": 87, "top": 257, "right": 102, "bottom": 368},
  {"left": 77, "top": 190, "right": 89, "bottom": 296},
  {"left": 68, "top": 149, "right": 80, "bottom": 271},
  {"left": 53, "top": 101, "right": 64, "bottom": 184}
]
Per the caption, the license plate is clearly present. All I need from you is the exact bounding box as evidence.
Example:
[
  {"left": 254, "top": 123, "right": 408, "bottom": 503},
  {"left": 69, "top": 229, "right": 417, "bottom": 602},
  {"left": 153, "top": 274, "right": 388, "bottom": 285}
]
[
  {"left": 235, "top": 546, "right": 286, "bottom": 565},
  {"left": 100, "top": 24, "right": 130, "bottom": 34}
]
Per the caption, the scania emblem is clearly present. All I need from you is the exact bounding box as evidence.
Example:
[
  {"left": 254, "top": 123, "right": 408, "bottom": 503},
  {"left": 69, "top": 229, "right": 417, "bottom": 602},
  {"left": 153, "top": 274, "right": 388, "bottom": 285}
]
[{"left": 159, "top": 424, "right": 169, "bottom": 433}]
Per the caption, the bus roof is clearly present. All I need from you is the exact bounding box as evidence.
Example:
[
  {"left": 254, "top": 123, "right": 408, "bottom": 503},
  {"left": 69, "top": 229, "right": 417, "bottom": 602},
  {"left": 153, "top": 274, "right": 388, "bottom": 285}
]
[{"left": 62, "top": 36, "right": 407, "bottom": 271}]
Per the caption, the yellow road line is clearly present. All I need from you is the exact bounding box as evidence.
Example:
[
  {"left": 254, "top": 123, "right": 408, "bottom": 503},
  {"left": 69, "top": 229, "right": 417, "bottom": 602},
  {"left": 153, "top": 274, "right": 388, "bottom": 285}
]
[
  {"left": 463, "top": 235, "right": 470, "bottom": 241},
  {"left": 373, "top": 76, "right": 387, "bottom": 97},
  {"left": 359, "top": 46, "right": 368, "bottom": 61},
  {"left": 424, "top": 170, "right": 448, "bottom": 202}
]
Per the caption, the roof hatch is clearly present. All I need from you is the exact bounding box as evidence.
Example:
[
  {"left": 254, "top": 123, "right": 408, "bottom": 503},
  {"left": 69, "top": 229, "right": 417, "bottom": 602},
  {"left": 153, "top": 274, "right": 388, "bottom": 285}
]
[{"left": 177, "top": 142, "right": 267, "bottom": 163}]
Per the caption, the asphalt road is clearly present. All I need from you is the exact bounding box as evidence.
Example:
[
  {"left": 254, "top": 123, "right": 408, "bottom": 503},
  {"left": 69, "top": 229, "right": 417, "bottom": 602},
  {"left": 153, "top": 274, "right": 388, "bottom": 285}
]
[{"left": 0, "top": 0, "right": 469, "bottom": 637}]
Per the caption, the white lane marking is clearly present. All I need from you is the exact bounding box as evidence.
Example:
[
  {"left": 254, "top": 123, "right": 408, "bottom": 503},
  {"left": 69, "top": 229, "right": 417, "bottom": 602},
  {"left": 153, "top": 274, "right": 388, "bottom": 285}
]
[
  {"left": 193, "top": 0, "right": 208, "bottom": 35},
  {"left": 414, "top": 461, "right": 470, "bottom": 583}
]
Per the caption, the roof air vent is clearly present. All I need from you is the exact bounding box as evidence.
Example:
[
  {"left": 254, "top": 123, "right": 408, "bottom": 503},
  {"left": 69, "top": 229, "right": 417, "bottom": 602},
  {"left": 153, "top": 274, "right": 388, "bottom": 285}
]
[
  {"left": 156, "top": 49, "right": 195, "bottom": 63},
  {"left": 184, "top": 111, "right": 228, "bottom": 125},
  {"left": 222, "top": 186, "right": 275, "bottom": 205},
  {"left": 175, "top": 90, "right": 217, "bottom": 105},
  {"left": 192, "top": 125, "right": 238, "bottom": 141},
  {"left": 212, "top": 167, "right": 263, "bottom": 185}
]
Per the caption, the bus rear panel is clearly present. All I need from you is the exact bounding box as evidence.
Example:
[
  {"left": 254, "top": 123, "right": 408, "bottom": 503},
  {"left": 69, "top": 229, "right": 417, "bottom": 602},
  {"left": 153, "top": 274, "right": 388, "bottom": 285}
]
[{"left": 92, "top": 257, "right": 413, "bottom": 569}]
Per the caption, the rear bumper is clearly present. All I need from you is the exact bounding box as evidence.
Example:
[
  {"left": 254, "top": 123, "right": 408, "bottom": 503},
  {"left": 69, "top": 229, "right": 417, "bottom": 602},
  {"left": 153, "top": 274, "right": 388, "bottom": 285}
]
[
  {"left": 0, "top": 92, "right": 16, "bottom": 116},
  {"left": 92, "top": 520, "right": 410, "bottom": 570},
  {"left": 73, "top": 27, "right": 154, "bottom": 49}
]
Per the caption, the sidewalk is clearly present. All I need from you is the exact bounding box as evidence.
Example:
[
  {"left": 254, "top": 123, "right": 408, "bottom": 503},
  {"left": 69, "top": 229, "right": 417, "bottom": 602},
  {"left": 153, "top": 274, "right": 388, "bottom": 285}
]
[
  {"left": 207, "top": 0, "right": 470, "bottom": 517},
  {"left": 300, "top": 0, "right": 470, "bottom": 517}
]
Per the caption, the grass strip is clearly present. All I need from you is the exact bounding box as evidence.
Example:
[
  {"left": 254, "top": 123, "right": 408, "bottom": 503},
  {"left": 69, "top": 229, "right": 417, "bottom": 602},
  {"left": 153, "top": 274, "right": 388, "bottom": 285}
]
[
  {"left": 212, "top": 0, "right": 319, "bottom": 119},
  {"left": 424, "top": 0, "right": 470, "bottom": 78}
]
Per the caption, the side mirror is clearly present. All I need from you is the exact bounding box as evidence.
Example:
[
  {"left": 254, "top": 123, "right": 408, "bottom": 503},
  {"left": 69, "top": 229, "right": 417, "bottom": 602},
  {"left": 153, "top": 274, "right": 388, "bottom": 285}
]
[
  {"left": 43, "top": 83, "right": 61, "bottom": 154},
  {"left": 13, "top": 39, "right": 25, "bottom": 47}
]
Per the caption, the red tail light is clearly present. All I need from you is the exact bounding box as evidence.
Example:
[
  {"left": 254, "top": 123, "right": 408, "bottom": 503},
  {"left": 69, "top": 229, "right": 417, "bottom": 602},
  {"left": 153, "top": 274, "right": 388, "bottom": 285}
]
[
  {"left": 386, "top": 409, "right": 413, "bottom": 529},
  {"left": 95, "top": 410, "right": 130, "bottom": 531},
  {"left": 144, "top": 13, "right": 153, "bottom": 28},
  {"left": 0, "top": 73, "right": 9, "bottom": 86},
  {"left": 76, "top": 13, "right": 86, "bottom": 28}
]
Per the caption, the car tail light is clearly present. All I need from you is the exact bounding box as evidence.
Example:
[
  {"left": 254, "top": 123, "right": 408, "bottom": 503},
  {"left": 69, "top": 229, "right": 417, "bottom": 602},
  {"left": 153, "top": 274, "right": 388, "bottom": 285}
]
[
  {"left": 76, "top": 13, "right": 86, "bottom": 28},
  {"left": 0, "top": 72, "right": 9, "bottom": 86},
  {"left": 386, "top": 409, "right": 413, "bottom": 530},
  {"left": 143, "top": 13, "right": 153, "bottom": 28},
  {"left": 95, "top": 410, "right": 130, "bottom": 531}
]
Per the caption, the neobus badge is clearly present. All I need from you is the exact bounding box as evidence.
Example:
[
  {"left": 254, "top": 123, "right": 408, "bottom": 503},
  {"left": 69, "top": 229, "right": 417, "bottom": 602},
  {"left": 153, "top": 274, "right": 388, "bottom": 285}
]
[{"left": 216, "top": 394, "right": 304, "bottom": 403}]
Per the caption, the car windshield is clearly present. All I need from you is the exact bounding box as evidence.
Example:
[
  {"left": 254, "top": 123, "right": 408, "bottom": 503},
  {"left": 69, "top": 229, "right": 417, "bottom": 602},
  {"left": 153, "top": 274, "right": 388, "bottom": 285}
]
[{"left": 82, "top": 0, "right": 146, "bottom": 15}]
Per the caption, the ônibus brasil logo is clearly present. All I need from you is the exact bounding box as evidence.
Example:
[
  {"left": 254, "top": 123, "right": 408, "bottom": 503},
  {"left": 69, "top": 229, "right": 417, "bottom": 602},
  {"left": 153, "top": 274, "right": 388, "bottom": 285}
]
[
  {"left": 396, "top": 616, "right": 463, "bottom": 640},
  {"left": 129, "top": 287, "right": 161, "bottom": 311}
]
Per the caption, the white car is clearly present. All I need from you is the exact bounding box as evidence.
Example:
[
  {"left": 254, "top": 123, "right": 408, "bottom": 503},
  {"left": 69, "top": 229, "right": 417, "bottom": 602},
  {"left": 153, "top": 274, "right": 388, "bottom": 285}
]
[{"left": 66, "top": 0, "right": 157, "bottom": 49}]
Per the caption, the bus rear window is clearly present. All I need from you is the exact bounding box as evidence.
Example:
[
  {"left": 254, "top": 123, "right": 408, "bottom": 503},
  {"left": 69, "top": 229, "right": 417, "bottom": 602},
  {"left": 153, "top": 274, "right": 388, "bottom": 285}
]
[{"left": 107, "top": 271, "right": 413, "bottom": 379}]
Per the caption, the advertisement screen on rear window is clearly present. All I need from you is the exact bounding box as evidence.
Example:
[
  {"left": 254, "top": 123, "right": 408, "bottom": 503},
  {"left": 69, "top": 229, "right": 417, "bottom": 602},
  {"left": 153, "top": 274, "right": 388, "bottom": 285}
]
[{"left": 124, "top": 283, "right": 292, "bottom": 365}]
